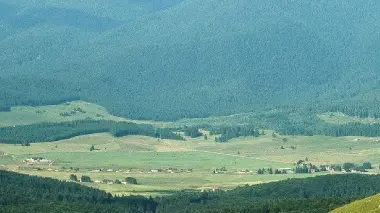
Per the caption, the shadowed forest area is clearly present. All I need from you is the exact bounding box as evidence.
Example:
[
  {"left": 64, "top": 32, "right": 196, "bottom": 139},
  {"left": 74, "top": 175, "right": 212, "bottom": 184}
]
[
  {"left": 0, "top": 0, "right": 379, "bottom": 121},
  {"left": 3, "top": 171, "right": 380, "bottom": 213}
]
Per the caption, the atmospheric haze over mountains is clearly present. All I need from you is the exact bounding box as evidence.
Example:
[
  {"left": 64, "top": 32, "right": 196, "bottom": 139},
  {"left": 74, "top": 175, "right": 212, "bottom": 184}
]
[{"left": 0, "top": 0, "right": 379, "bottom": 120}]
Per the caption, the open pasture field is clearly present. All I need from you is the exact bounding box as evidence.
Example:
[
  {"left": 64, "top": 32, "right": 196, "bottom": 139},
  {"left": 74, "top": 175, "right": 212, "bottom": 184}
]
[
  {"left": 0, "top": 101, "right": 171, "bottom": 127},
  {"left": 194, "top": 133, "right": 380, "bottom": 165},
  {"left": 1, "top": 101, "right": 379, "bottom": 196},
  {"left": 317, "top": 112, "right": 380, "bottom": 125},
  {"left": 20, "top": 170, "right": 318, "bottom": 197},
  {"left": 1, "top": 132, "right": 380, "bottom": 196}
]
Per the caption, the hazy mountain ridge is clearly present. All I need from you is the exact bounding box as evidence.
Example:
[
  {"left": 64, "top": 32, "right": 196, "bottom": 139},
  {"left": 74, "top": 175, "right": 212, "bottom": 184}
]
[{"left": 0, "top": 0, "right": 378, "bottom": 120}]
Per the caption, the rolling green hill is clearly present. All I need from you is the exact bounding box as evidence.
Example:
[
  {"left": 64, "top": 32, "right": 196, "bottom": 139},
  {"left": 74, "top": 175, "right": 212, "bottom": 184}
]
[
  {"left": 0, "top": 0, "right": 379, "bottom": 120},
  {"left": 331, "top": 194, "right": 380, "bottom": 213}
]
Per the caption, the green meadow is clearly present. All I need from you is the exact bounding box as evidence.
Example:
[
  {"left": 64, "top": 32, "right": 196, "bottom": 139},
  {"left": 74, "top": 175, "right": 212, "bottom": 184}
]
[
  {"left": 318, "top": 112, "right": 380, "bottom": 125},
  {"left": 0, "top": 101, "right": 170, "bottom": 127},
  {"left": 0, "top": 101, "right": 380, "bottom": 196},
  {"left": 1, "top": 132, "right": 380, "bottom": 196}
]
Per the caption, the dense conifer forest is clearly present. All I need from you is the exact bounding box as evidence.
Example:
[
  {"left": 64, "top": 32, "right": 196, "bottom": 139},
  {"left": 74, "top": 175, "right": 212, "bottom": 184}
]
[
  {"left": 0, "top": 1, "right": 379, "bottom": 121},
  {"left": 1, "top": 119, "right": 379, "bottom": 145},
  {"left": 0, "top": 170, "right": 157, "bottom": 213},
  {"left": 0, "top": 120, "right": 184, "bottom": 144},
  {"left": 277, "top": 122, "right": 380, "bottom": 137},
  {"left": 3, "top": 171, "right": 380, "bottom": 213}
]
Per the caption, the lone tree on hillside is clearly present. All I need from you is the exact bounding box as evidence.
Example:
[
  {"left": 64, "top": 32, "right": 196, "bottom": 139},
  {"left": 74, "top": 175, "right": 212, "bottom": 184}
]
[
  {"left": 343, "top": 162, "right": 355, "bottom": 172},
  {"left": 69, "top": 174, "right": 78, "bottom": 182},
  {"left": 297, "top": 160, "right": 305, "bottom": 165},
  {"left": 125, "top": 177, "right": 138, "bottom": 185},
  {"left": 362, "top": 162, "right": 372, "bottom": 169},
  {"left": 268, "top": 167, "right": 273, "bottom": 174},
  {"left": 80, "top": 175, "right": 92, "bottom": 183}
]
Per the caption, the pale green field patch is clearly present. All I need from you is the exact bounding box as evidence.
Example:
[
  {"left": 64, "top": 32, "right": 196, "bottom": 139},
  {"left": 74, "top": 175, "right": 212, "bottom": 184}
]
[
  {"left": 0, "top": 101, "right": 171, "bottom": 127},
  {"left": 318, "top": 112, "right": 380, "bottom": 125}
]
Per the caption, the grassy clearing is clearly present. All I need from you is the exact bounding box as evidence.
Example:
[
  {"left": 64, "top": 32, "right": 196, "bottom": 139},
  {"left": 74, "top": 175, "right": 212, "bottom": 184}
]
[
  {"left": 19, "top": 170, "right": 320, "bottom": 197},
  {"left": 179, "top": 133, "right": 380, "bottom": 165},
  {"left": 0, "top": 101, "right": 171, "bottom": 127},
  {"left": 1, "top": 143, "right": 290, "bottom": 171},
  {"left": 2, "top": 132, "right": 380, "bottom": 196},
  {"left": 318, "top": 112, "right": 380, "bottom": 125}
]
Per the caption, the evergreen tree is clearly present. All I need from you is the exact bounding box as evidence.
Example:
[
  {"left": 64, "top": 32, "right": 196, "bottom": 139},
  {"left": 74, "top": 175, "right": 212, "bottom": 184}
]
[
  {"left": 69, "top": 174, "right": 78, "bottom": 182},
  {"left": 80, "top": 175, "right": 92, "bottom": 183},
  {"left": 268, "top": 168, "right": 273, "bottom": 174},
  {"left": 125, "top": 177, "right": 138, "bottom": 185},
  {"left": 362, "top": 162, "right": 372, "bottom": 169}
]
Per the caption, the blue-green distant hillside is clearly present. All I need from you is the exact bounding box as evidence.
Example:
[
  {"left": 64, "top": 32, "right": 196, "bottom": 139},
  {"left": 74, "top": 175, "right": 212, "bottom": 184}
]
[{"left": 0, "top": 0, "right": 379, "bottom": 120}]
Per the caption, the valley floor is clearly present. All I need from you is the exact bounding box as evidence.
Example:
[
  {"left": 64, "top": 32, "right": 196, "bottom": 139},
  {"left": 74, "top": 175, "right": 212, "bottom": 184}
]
[
  {"left": 1, "top": 132, "right": 380, "bottom": 196},
  {"left": 0, "top": 101, "right": 379, "bottom": 196}
]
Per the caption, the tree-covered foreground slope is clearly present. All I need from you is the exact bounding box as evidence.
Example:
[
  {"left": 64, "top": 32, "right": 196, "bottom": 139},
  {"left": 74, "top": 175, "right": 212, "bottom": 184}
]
[
  {"left": 0, "top": 170, "right": 157, "bottom": 213},
  {"left": 4, "top": 171, "right": 380, "bottom": 213},
  {"left": 156, "top": 174, "right": 380, "bottom": 213},
  {"left": 0, "top": 0, "right": 379, "bottom": 120}
]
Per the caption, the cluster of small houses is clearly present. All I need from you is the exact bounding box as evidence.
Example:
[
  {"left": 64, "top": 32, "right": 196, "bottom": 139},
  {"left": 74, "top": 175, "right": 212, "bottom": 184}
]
[
  {"left": 94, "top": 179, "right": 131, "bottom": 185},
  {"left": 21, "top": 157, "right": 195, "bottom": 174},
  {"left": 21, "top": 157, "right": 372, "bottom": 177},
  {"left": 23, "top": 157, "right": 54, "bottom": 166},
  {"left": 20, "top": 157, "right": 60, "bottom": 172}
]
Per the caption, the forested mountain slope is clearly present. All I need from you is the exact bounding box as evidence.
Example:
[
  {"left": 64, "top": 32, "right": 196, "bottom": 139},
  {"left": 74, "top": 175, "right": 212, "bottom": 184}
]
[{"left": 0, "top": 0, "right": 379, "bottom": 120}]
